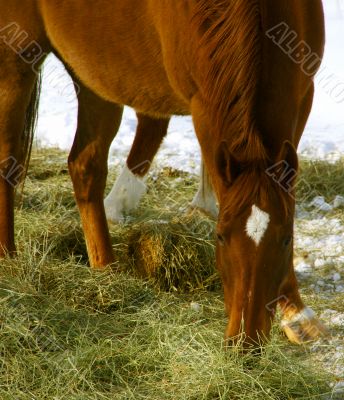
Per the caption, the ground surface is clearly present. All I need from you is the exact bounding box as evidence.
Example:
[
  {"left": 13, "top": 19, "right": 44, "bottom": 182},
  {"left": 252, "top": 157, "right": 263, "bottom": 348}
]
[
  {"left": 0, "top": 150, "right": 343, "bottom": 399},
  {"left": 1, "top": 1, "right": 343, "bottom": 398}
]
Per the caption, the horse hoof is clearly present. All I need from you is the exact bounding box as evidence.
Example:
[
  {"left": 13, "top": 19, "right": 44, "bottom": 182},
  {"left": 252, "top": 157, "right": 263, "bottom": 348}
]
[
  {"left": 281, "top": 308, "right": 330, "bottom": 344},
  {"left": 104, "top": 204, "right": 125, "bottom": 224}
]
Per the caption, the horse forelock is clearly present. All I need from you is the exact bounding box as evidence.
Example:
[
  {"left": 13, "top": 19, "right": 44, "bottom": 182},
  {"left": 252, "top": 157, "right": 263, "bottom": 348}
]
[
  {"left": 220, "top": 166, "right": 292, "bottom": 223},
  {"left": 192, "top": 0, "right": 266, "bottom": 163}
]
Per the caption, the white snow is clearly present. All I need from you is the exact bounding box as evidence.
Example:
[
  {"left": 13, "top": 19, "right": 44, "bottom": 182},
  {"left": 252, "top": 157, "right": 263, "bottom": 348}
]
[
  {"left": 294, "top": 261, "right": 312, "bottom": 274},
  {"left": 294, "top": 214, "right": 344, "bottom": 298},
  {"left": 334, "top": 195, "right": 344, "bottom": 208},
  {"left": 35, "top": 0, "right": 344, "bottom": 173},
  {"left": 295, "top": 217, "right": 344, "bottom": 260},
  {"left": 309, "top": 196, "right": 333, "bottom": 212},
  {"left": 299, "top": 1, "right": 344, "bottom": 161},
  {"left": 333, "top": 273, "right": 341, "bottom": 282},
  {"left": 321, "top": 309, "right": 344, "bottom": 326}
]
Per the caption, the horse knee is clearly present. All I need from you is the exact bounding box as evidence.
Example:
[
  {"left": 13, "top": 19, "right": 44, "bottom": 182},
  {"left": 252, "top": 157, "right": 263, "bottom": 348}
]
[{"left": 68, "top": 147, "right": 107, "bottom": 202}]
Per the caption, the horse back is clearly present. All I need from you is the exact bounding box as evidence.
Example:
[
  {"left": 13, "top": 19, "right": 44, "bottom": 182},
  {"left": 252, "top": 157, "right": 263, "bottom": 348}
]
[{"left": 35, "top": 0, "right": 196, "bottom": 116}]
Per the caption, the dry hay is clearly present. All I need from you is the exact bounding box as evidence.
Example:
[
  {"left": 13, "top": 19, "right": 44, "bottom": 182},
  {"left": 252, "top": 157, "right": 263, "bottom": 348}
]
[
  {"left": 18, "top": 149, "right": 344, "bottom": 295},
  {"left": 297, "top": 158, "right": 344, "bottom": 202},
  {"left": 0, "top": 149, "right": 338, "bottom": 399},
  {"left": 127, "top": 213, "right": 219, "bottom": 292}
]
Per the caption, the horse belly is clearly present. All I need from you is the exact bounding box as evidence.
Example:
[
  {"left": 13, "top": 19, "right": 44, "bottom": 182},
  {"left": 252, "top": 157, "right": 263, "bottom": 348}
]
[{"left": 38, "top": 0, "right": 190, "bottom": 116}]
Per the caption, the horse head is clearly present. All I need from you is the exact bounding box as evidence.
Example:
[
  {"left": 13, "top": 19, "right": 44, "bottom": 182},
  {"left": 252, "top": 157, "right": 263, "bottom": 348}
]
[{"left": 215, "top": 140, "right": 298, "bottom": 346}]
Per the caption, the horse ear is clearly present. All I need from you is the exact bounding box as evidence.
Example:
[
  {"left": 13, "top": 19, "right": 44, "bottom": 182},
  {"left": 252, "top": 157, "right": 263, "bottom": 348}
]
[
  {"left": 216, "top": 141, "right": 241, "bottom": 187},
  {"left": 276, "top": 140, "right": 298, "bottom": 188}
]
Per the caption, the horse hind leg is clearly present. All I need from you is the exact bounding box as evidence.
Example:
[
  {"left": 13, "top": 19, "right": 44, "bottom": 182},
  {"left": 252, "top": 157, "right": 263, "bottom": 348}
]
[
  {"left": 68, "top": 79, "right": 123, "bottom": 268},
  {"left": 0, "top": 54, "right": 42, "bottom": 256},
  {"left": 105, "top": 114, "right": 218, "bottom": 222},
  {"left": 189, "top": 159, "right": 218, "bottom": 219},
  {"left": 104, "top": 113, "right": 170, "bottom": 223}
]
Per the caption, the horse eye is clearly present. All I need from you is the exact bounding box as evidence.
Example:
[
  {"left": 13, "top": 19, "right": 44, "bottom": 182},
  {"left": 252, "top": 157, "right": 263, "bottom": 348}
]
[
  {"left": 283, "top": 236, "right": 292, "bottom": 247},
  {"left": 217, "top": 233, "right": 225, "bottom": 246}
]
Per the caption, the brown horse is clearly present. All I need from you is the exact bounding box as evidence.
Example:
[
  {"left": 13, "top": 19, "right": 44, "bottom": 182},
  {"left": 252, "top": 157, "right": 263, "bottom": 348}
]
[{"left": 0, "top": 0, "right": 327, "bottom": 345}]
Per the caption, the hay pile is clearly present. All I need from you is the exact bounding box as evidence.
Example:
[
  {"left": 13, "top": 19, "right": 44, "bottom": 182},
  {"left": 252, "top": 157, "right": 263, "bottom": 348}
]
[
  {"left": 127, "top": 214, "right": 218, "bottom": 292},
  {"left": 19, "top": 157, "right": 219, "bottom": 292},
  {"left": 106, "top": 165, "right": 220, "bottom": 292}
]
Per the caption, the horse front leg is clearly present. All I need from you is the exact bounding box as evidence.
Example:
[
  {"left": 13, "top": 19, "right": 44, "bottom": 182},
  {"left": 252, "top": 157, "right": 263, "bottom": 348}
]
[
  {"left": 277, "top": 265, "right": 329, "bottom": 344},
  {"left": 68, "top": 80, "right": 123, "bottom": 269},
  {"left": 104, "top": 113, "right": 170, "bottom": 222},
  {"left": 277, "top": 85, "right": 329, "bottom": 344},
  {"left": 0, "top": 57, "right": 39, "bottom": 256}
]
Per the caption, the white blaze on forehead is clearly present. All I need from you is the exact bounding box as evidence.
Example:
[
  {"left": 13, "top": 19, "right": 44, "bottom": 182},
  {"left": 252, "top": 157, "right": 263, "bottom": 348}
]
[{"left": 245, "top": 205, "right": 270, "bottom": 246}]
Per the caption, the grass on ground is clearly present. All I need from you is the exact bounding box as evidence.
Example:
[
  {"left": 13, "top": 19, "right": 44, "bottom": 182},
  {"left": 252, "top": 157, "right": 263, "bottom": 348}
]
[{"left": 0, "top": 148, "right": 343, "bottom": 399}]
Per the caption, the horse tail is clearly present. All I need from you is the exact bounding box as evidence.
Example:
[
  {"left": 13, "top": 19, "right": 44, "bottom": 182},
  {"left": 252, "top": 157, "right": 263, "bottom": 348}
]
[
  {"left": 192, "top": 0, "right": 267, "bottom": 163},
  {"left": 19, "top": 69, "right": 43, "bottom": 186}
]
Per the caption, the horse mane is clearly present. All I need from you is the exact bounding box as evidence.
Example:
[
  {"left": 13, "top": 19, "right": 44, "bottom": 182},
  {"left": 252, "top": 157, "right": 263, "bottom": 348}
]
[
  {"left": 192, "top": 0, "right": 267, "bottom": 163},
  {"left": 221, "top": 164, "right": 292, "bottom": 221}
]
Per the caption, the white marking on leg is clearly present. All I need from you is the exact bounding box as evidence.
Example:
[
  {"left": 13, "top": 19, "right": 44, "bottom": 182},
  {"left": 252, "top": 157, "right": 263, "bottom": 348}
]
[
  {"left": 280, "top": 307, "right": 315, "bottom": 327},
  {"left": 245, "top": 205, "right": 270, "bottom": 246},
  {"left": 104, "top": 165, "right": 147, "bottom": 222},
  {"left": 191, "top": 186, "right": 218, "bottom": 219},
  {"left": 190, "top": 159, "right": 218, "bottom": 219}
]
